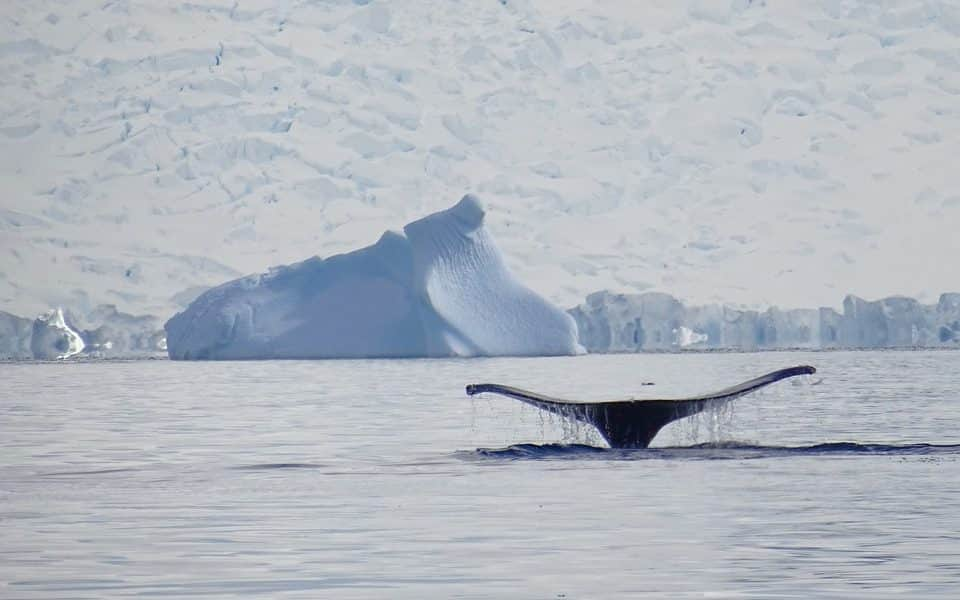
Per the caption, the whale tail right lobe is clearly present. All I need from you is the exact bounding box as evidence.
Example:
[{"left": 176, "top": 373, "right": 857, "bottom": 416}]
[{"left": 465, "top": 365, "right": 816, "bottom": 448}]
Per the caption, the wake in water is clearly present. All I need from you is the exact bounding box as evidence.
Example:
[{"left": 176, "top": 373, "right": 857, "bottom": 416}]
[{"left": 463, "top": 442, "right": 960, "bottom": 462}]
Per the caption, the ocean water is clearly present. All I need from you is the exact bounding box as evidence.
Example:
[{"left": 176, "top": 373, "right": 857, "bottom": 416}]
[{"left": 2, "top": 350, "right": 959, "bottom": 598}]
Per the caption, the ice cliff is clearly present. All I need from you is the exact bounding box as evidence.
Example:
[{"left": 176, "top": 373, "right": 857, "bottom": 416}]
[
  {"left": 164, "top": 195, "right": 582, "bottom": 359},
  {"left": 0, "top": 311, "right": 35, "bottom": 359},
  {"left": 0, "top": 305, "right": 165, "bottom": 360},
  {"left": 571, "top": 291, "right": 960, "bottom": 352},
  {"left": 1, "top": 308, "right": 87, "bottom": 360},
  {"left": 31, "top": 308, "right": 85, "bottom": 359}
]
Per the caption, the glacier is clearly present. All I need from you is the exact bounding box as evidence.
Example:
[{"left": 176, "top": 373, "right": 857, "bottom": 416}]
[
  {"left": 7, "top": 0, "right": 960, "bottom": 359},
  {"left": 2, "top": 1, "right": 960, "bottom": 319},
  {"left": 571, "top": 291, "right": 960, "bottom": 352},
  {"left": 164, "top": 195, "right": 582, "bottom": 360}
]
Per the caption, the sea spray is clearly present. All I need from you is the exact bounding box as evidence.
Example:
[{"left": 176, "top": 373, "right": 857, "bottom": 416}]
[
  {"left": 471, "top": 394, "right": 602, "bottom": 446},
  {"left": 535, "top": 403, "right": 603, "bottom": 447},
  {"left": 662, "top": 373, "right": 820, "bottom": 446},
  {"left": 666, "top": 395, "right": 740, "bottom": 446}
]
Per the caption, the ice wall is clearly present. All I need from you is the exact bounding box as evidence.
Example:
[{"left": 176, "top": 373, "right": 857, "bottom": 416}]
[
  {"left": 0, "top": 311, "right": 33, "bottom": 359},
  {"left": 73, "top": 305, "right": 167, "bottom": 357},
  {"left": 570, "top": 291, "right": 960, "bottom": 352},
  {"left": 164, "top": 196, "right": 582, "bottom": 359},
  {"left": 0, "top": 305, "right": 165, "bottom": 360}
]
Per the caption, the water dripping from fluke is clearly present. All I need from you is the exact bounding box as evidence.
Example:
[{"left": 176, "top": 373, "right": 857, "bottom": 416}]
[{"left": 464, "top": 365, "right": 816, "bottom": 449}]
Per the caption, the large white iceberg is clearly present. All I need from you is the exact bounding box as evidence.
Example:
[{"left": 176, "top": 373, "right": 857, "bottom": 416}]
[{"left": 164, "top": 195, "right": 582, "bottom": 359}]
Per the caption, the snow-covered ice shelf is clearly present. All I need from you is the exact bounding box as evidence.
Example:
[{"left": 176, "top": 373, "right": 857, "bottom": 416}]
[{"left": 2, "top": 1, "right": 959, "bottom": 320}]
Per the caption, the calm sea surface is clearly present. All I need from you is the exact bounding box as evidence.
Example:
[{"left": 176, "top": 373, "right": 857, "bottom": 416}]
[{"left": 2, "top": 350, "right": 959, "bottom": 598}]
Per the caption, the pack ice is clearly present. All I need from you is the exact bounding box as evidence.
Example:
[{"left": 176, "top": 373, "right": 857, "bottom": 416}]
[{"left": 164, "top": 195, "right": 582, "bottom": 359}]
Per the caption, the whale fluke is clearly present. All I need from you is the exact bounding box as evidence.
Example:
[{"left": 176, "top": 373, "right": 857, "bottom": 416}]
[{"left": 465, "top": 365, "right": 816, "bottom": 449}]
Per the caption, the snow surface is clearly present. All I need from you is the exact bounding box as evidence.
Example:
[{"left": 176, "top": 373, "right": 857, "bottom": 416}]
[
  {"left": 164, "top": 195, "right": 582, "bottom": 359},
  {"left": 2, "top": 1, "right": 960, "bottom": 319}
]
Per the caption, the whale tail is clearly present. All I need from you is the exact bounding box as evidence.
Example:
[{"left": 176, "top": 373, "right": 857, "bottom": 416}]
[{"left": 465, "top": 365, "right": 816, "bottom": 448}]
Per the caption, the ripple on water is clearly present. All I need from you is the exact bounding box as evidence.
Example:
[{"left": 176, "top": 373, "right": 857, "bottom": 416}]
[{"left": 464, "top": 442, "right": 960, "bottom": 461}]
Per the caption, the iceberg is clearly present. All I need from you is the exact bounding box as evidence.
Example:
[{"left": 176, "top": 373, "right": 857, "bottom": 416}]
[
  {"left": 164, "top": 195, "right": 582, "bottom": 360},
  {"left": 31, "top": 308, "right": 85, "bottom": 360},
  {"left": 0, "top": 305, "right": 166, "bottom": 360}
]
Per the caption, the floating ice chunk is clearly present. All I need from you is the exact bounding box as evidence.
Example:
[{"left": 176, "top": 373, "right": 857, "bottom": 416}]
[
  {"left": 165, "top": 196, "right": 582, "bottom": 359},
  {"left": 674, "top": 326, "right": 708, "bottom": 347},
  {"left": 31, "top": 308, "right": 85, "bottom": 359}
]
